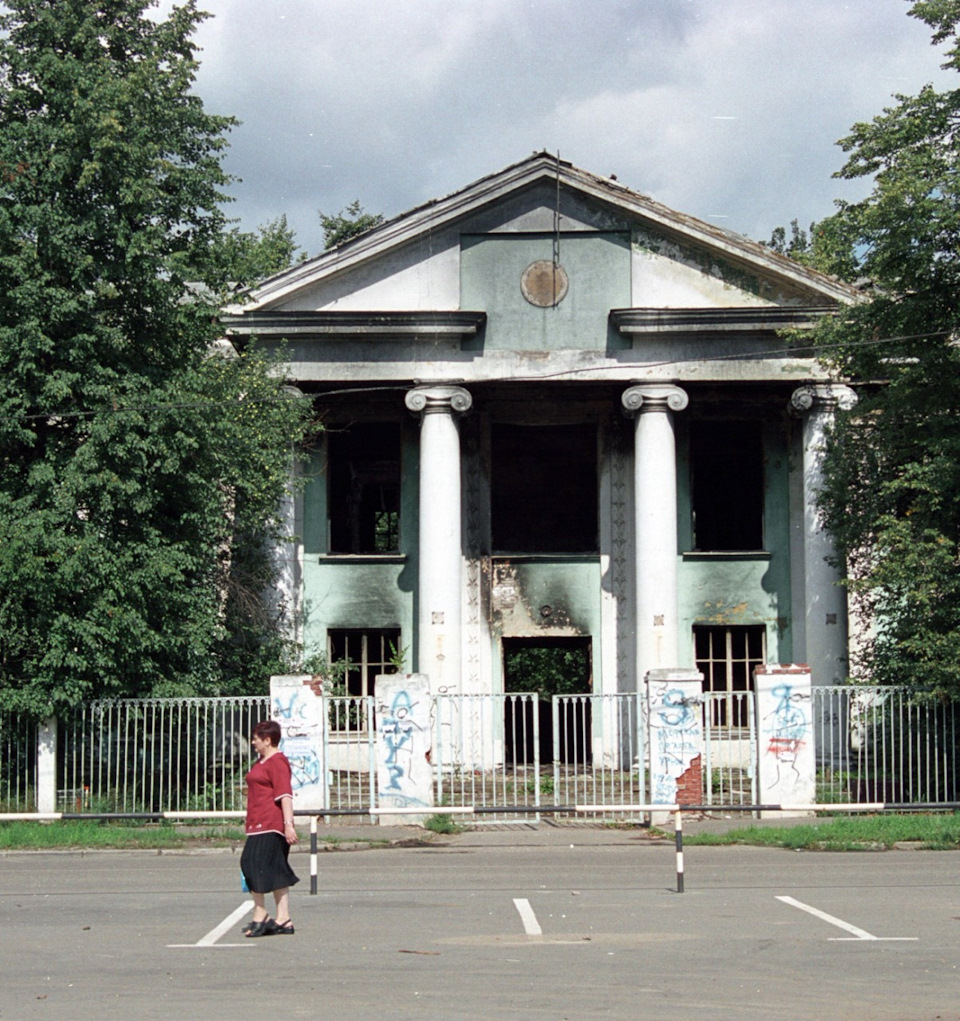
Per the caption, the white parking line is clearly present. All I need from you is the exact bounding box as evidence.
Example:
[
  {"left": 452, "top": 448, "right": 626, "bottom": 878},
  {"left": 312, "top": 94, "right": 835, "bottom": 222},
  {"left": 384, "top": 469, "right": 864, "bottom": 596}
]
[
  {"left": 777, "top": 896, "right": 917, "bottom": 942},
  {"left": 513, "top": 898, "right": 543, "bottom": 936},
  {"left": 167, "top": 900, "right": 256, "bottom": 948}
]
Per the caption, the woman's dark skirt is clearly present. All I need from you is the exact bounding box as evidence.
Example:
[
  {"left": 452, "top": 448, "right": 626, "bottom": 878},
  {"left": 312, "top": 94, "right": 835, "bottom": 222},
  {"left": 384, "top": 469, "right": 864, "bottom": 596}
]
[{"left": 240, "top": 832, "right": 300, "bottom": 893}]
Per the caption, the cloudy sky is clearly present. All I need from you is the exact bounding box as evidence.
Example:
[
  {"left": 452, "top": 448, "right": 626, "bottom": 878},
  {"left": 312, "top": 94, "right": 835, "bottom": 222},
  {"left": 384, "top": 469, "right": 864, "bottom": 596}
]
[{"left": 188, "top": 0, "right": 953, "bottom": 256}]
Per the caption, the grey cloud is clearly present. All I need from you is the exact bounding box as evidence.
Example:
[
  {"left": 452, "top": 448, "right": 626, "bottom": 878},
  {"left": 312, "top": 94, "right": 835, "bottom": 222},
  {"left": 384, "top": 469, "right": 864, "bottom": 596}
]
[{"left": 191, "top": 0, "right": 953, "bottom": 255}]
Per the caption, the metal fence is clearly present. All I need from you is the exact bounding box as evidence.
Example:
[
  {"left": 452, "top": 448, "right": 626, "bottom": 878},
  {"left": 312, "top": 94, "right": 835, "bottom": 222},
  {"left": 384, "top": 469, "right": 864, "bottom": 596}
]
[
  {"left": 4, "top": 685, "right": 958, "bottom": 819},
  {"left": 0, "top": 711, "right": 38, "bottom": 812},
  {"left": 433, "top": 693, "right": 542, "bottom": 823},
  {"left": 813, "top": 685, "right": 960, "bottom": 805},
  {"left": 58, "top": 697, "right": 270, "bottom": 813}
]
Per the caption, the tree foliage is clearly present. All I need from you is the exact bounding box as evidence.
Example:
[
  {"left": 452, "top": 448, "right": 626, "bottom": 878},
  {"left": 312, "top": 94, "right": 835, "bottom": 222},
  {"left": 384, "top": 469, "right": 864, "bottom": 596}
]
[
  {"left": 319, "top": 199, "right": 383, "bottom": 250},
  {"left": 207, "top": 215, "right": 305, "bottom": 288},
  {"left": 0, "top": 1, "right": 312, "bottom": 715},
  {"left": 809, "top": 0, "right": 960, "bottom": 695},
  {"left": 764, "top": 217, "right": 861, "bottom": 281}
]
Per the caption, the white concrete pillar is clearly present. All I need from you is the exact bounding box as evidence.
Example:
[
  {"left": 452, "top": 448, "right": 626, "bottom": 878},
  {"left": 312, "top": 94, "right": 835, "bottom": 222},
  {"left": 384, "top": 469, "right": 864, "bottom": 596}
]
[
  {"left": 37, "top": 717, "right": 57, "bottom": 814},
  {"left": 790, "top": 384, "right": 857, "bottom": 686},
  {"left": 405, "top": 385, "right": 473, "bottom": 693},
  {"left": 269, "top": 386, "right": 303, "bottom": 649},
  {"left": 621, "top": 383, "right": 689, "bottom": 689}
]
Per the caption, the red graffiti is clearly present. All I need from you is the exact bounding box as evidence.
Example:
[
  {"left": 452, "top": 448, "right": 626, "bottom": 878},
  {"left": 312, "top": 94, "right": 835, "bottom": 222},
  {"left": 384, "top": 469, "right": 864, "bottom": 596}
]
[{"left": 768, "top": 737, "right": 803, "bottom": 757}]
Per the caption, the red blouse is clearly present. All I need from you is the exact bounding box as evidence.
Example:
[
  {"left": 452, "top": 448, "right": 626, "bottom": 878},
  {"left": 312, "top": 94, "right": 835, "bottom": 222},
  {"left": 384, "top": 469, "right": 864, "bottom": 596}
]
[{"left": 244, "top": 751, "right": 294, "bottom": 836}]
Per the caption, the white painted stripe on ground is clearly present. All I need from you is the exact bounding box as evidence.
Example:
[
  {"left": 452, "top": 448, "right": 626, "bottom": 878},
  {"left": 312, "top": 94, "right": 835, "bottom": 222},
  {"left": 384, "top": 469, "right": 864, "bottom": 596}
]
[
  {"left": 777, "top": 896, "right": 917, "bottom": 941},
  {"left": 167, "top": 900, "right": 255, "bottom": 948},
  {"left": 513, "top": 898, "right": 542, "bottom": 936}
]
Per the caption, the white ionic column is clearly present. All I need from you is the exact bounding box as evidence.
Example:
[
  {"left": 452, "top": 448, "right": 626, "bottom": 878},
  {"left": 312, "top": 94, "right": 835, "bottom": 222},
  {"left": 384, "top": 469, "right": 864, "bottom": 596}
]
[
  {"left": 790, "top": 384, "right": 858, "bottom": 687},
  {"left": 621, "top": 384, "right": 689, "bottom": 689},
  {"left": 405, "top": 385, "right": 473, "bottom": 693}
]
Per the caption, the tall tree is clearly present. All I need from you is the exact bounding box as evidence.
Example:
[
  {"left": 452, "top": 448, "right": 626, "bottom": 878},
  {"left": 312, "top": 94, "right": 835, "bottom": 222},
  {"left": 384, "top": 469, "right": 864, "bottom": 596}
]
[
  {"left": 0, "top": 1, "right": 311, "bottom": 714},
  {"left": 810, "top": 0, "right": 960, "bottom": 695}
]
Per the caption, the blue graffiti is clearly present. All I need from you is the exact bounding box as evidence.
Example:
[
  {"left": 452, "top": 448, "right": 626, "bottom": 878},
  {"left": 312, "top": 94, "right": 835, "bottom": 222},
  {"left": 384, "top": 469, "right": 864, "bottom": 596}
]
[
  {"left": 287, "top": 750, "right": 322, "bottom": 791},
  {"left": 379, "top": 689, "right": 423, "bottom": 792},
  {"left": 272, "top": 693, "right": 308, "bottom": 722},
  {"left": 655, "top": 687, "right": 695, "bottom": 728}
]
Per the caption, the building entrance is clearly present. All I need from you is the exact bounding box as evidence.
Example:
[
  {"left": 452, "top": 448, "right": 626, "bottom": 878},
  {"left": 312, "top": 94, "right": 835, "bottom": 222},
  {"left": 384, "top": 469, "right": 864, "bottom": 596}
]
[{"left": 502, "top": 637, "right": 592, "bottom": 764}]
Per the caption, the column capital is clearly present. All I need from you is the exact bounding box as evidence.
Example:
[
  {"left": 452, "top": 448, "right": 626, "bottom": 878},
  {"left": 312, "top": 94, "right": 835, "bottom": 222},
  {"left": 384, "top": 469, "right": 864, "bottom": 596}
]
[
  {"left": 405, "top": 384, "right": 473, "bottom": 416},
  {"left": 621, "top": 383, "right": 689, "bottom": 416},
  {"left": 790, "top": 383, "right": 857, "bottom": 416}
]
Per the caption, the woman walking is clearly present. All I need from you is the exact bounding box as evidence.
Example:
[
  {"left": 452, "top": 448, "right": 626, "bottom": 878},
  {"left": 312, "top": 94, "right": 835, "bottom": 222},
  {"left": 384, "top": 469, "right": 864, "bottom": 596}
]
[{"left": 240, "top": 720, "right": 299, "bottom": 937}]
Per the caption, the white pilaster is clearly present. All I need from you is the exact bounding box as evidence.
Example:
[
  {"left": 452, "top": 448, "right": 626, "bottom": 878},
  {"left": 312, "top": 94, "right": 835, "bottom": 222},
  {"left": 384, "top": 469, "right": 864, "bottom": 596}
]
[
  {"left": 790, "top": 384, "right": 857, "bottom": 686},
  {"left": 405, "top": 385, "right": 473, "bottom": 693},
  {"left": 621, "top": 384, "right": 689, "bottom": 690}
]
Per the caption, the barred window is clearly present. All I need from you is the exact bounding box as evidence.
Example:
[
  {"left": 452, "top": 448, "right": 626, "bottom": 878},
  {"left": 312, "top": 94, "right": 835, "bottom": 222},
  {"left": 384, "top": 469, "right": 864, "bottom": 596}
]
[{"left": 694, "top": 624, "right": 766, "bottom": 729}]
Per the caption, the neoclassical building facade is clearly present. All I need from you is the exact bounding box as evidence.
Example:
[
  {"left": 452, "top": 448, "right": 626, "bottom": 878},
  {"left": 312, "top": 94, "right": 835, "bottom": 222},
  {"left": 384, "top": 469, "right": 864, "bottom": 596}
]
[{"left": 222, "top": 154, "right": 859, "bottom": 740}]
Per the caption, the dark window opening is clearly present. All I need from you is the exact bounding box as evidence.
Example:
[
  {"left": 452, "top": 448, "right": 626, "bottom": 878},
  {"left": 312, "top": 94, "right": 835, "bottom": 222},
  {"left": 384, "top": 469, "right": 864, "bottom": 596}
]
[
  {"left": 328, "top": 423, "right": 400, "bottom": 554},
  {"left": 491, "top": 424, "right": 598, "bottom": 553},
  {"left": 694, "top": 624, "right": 766, "bottom": 729},
  {"left": 502, "top": 637, "right": 592, "bottom": 764},
  {"left": 690, "top": 420, "right": 764, "bottom": 551},
  {"left": 327, "top": 628, "right": 401, "bottom": 731}
]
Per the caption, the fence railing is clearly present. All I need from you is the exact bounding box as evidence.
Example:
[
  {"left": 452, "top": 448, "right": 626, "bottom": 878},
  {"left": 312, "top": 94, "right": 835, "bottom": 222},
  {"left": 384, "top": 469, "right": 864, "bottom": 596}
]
[
  {"left": 57, "top": 697, "right": 270, "bottom": 813},
  {"left": 3, "top": 685, "right": 957, "bottom": 821},
  {"left": 433, "top": 693, "right": 541, "bottom": 824},
  {"left": 813, "top": 686, "right": 960, "bottom": 805},
  {"left": 1, "top": 713, "right": 38, "bottom": 812}
]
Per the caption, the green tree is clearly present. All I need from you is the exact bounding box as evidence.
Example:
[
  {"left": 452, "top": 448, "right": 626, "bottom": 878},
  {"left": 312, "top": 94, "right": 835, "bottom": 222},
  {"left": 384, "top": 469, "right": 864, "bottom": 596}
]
[
  {"left": 764, "top": 217, "right": 861, "bottom": 281},
  {"left": 206, "top": 215, "right": 305, "bottom": 288},
  {"left": 0, "top": 1, "right": 311, "bottom": 714},
  {"left": 809, "top": 0, "right": 960, "bottom": 696},
  {"left": 319, "top": 199, "right": 383, "bottom": 250}
]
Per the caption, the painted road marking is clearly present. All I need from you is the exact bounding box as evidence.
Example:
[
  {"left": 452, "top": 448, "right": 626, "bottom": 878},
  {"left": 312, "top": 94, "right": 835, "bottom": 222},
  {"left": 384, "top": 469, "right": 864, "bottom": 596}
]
[
  {"left": 777, "top": 896, "right": 917, "bottom": 942},
  {"left": 167, "top": 899, "right": 256, "bottom": 948},
  {"left": 513, "top": 898, "right": 543, "bottom": 936}
]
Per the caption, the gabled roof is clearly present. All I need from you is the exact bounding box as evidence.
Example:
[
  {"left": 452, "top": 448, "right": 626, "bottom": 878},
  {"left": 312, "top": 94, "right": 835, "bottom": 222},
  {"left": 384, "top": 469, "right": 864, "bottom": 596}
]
[{"left": 228, "top": 151, "right": 859, "bottom": 313}]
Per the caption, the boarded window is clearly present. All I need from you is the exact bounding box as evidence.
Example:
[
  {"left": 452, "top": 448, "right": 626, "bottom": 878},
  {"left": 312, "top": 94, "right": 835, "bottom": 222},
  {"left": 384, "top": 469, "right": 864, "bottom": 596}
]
[
  {"left": 694, "top": 624, "right": 766, "bottom": 729},
  {"left": 690, "top": 420, "right": 764, "bottom": 551},
  {"left": 491, "top": 423, "right": 598, "bottom": 553},
  {"left": 328, "top": 423, "right": 400, "bottom": 554}
]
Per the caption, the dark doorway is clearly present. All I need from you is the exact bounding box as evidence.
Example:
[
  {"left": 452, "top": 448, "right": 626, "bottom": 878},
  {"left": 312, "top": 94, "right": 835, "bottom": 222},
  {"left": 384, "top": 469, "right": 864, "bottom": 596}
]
[{"left": 502, "top": 638, "right": 592, "bottom": 764}]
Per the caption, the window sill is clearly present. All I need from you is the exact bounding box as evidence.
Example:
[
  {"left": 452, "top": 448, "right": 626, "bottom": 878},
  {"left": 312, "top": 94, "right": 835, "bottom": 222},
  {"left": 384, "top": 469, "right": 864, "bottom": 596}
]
[
  {"left": 682, "top": 550, "right": 771, "bottom": 561},
  {"left": 314, "top": 554, "right": 407, "bottom": 564}
]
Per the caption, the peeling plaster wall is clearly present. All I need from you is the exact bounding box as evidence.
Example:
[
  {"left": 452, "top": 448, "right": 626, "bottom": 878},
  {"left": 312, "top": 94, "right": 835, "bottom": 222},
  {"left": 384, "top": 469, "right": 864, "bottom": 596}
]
[{"left": 631, "top": 227, "right": 816, "bottom": 308}]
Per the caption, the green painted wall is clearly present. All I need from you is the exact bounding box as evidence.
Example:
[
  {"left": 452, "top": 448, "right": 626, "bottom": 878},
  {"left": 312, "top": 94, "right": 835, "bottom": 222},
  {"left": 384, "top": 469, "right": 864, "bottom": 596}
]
[
  {"left": 299, "top": 428, "right": 419, "bottom": 662},
  {"left": 676, "top": 418, "right": 793, "bottom": 667},
  {"left": 460, "top": 232, "right": 630, "bottom": 350}
]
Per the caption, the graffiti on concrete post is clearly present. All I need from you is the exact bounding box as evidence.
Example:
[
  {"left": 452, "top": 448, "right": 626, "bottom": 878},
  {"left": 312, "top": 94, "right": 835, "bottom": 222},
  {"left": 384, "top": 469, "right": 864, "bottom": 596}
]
[
  {"left": 755, "top": 666, "right": 815, "bottom": 813},
  {"left": 269, "top": 674, "right": 325, "bottom": 812},
  {"left": 646, "top": 673, "right": 704, "bottom": 806},
  {"left": 375, "top": 673, "right": 434, "bottom": 817}
]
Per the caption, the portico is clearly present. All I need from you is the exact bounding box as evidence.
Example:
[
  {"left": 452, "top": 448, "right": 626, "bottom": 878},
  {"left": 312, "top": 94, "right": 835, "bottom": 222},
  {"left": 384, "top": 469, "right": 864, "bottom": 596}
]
[{"left": 223, "top": 153, "right": 861, "bottom": 732}]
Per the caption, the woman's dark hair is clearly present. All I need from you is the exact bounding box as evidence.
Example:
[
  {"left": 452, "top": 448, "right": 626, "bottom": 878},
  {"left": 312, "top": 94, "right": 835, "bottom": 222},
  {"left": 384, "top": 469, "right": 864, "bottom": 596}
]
[{"left": 253, "top": 720, "right": 282, "bottom": 747}]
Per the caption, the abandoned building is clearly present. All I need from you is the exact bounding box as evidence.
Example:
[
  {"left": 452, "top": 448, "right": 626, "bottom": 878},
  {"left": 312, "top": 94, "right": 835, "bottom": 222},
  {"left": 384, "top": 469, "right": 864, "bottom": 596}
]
[{"left": 222, "top": 152, "right": 859, "bottom": 752}]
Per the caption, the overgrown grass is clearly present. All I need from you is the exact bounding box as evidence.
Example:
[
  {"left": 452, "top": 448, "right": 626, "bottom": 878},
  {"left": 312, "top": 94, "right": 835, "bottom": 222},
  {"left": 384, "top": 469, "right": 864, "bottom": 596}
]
[
  {"left": 683, "top": 813, "right": 960, "bottom": 851},
  {"left": 0, "top": 820, "right": 245, "bottom": 850},
  {"left": 424, "top": 812, "right": 462, "bottom": 835}
]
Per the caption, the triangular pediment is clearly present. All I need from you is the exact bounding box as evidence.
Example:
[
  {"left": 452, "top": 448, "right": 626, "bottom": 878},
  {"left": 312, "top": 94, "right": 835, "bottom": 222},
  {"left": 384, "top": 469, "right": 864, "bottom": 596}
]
[{"left": 228, "top": 152, "right": 857, "bottom": 316}]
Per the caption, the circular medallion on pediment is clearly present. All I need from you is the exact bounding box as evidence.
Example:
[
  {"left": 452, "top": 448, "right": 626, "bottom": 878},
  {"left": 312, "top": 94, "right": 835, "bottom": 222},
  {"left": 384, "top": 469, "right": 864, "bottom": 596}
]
[{"left": 520, "top": 259, "right": 569, "bottom": 307}]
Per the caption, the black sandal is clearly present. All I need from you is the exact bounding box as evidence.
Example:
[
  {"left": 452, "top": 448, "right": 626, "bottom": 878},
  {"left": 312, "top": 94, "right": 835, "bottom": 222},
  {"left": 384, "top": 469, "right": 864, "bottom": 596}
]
[
  {"left": 267, "top": 919, "right": 295, "bottom": 935},
  {"left": 244, "top": 918, "right": 274, "bottom": 938}
]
